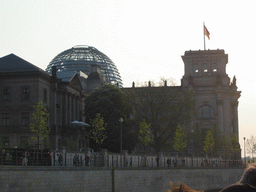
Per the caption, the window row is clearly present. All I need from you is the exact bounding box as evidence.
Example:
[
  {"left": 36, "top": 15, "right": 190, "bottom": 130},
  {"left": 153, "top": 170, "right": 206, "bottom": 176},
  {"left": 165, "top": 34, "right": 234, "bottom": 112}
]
[
  {"left": 2, "top": 87, "right": 30, "bottom": 101},
  {"left": 0, "top": 136, "right": 29, "bottom": 148},
  {"left": 1, "top": 112, "right": 30, "bottom": 126},
  {"left": 2, "top": 87, "right": 48, "bottom": 102},
  {"left": 193, "top": 63, "right": 217, "bottom": 73}
]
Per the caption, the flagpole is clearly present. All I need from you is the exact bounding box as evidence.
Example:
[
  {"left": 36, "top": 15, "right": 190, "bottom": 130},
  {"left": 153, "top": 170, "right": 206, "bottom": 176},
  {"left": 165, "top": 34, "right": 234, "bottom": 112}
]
[{"left": 203, "top": 22, "right": 206, "bottom": 50}]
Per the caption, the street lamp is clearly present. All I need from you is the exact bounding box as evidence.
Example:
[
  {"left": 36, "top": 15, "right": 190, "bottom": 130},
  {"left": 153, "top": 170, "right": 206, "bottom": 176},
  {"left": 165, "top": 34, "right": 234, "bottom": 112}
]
[
  {"left": 119, "top": 117, "right": 123, "bottom": 153},
  {"left": 244, "top": 137, "right": 246, "bottom": 165},
  {"left": 190, "top": 129, "right": 194, "bottom": 168}
]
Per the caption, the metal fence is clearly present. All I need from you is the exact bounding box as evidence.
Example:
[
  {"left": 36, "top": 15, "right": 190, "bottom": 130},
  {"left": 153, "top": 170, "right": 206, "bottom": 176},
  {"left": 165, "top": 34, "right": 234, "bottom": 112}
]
[{"left": 0, "top": 148, "right": 244, "bottom": 169}]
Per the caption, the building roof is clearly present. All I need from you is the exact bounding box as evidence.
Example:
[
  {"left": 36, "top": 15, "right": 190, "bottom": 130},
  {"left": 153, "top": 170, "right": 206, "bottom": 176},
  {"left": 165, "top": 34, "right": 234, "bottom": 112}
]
[{"left": 0, "top": 54, "right": 48, "bottom": 76}]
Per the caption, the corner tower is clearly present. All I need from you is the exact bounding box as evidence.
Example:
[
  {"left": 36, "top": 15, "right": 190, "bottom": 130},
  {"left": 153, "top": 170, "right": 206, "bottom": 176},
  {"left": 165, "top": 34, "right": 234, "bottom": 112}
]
[
  {"left": 181, "top": 49, "right": 230, "bottom": 87},
  {"left": 181, "top": 50, "right": 241, "bottom": 155}
]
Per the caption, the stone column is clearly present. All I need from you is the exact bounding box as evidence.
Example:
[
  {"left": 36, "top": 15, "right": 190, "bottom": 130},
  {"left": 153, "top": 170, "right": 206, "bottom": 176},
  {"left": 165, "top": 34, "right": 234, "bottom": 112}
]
[
  {"left": 79, "top": 98, "right": 84, "bottom": 123},
  {"left": 76, "top": 97, "right": 80, "bottom": 121},
  {"left": 68, "top": 93, "right": 72, "bottom": 126},
  {"left": 60, "top": 92, "right": 63, "bottom": 126},
  {"left": 73, "top": 96, "right": 76, "bottom": 121},
  {"left": 53, "top": 91, "right": 57, "bottom": 125},
  {"left": 217, "top": 100, "right": 224, "bottom": 133},
  {"left": 233, "top": 101, "right": 239, "bottom": 137},
  {"left": 63, "top": 92, "right": 68, "bottom": 126},
  {"left": 224, "top": 100, "right": 232, "bottom": 138}
]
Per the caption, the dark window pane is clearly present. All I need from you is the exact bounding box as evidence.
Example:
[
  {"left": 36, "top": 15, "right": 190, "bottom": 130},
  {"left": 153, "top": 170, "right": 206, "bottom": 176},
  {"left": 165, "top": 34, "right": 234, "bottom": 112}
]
[
  {"left": 21, "top": 112, "right": 29, "bottom": 125},
  {"left": 2, "top": 113, "right": 10, "bottom": 126},
  {"left": 22, "top": 88, "right": 29, "bottom": 100},
  {"left": 3, "top": 88, "right": 10, "bottom": 100}
]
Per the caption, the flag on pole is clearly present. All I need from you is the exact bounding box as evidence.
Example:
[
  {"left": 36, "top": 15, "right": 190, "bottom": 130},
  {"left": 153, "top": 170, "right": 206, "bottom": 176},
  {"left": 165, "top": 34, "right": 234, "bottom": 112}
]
[{"left": 204, "top": 25, "right": 210, "bottom": 40}]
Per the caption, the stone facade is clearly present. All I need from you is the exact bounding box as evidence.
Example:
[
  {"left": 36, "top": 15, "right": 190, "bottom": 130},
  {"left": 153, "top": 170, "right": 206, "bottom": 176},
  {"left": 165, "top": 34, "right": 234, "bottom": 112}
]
[
  {"left": 125, "top": 49, "right": 241, "bottom": 158},
  {"left": 0, "top": 49, "right": 241, "bottom": 157},
  {"left": 0, "top": 54, "right": 103, "bottom": 150},
  {"left": 181, "top": 49, "right": 241, "bottom": 140}
]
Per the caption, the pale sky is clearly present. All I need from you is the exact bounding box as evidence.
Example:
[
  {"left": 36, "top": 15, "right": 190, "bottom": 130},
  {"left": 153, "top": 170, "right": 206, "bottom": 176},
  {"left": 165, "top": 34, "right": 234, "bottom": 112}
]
[{"left": 1, "top": 0, "right": 255, "bottom": 157}]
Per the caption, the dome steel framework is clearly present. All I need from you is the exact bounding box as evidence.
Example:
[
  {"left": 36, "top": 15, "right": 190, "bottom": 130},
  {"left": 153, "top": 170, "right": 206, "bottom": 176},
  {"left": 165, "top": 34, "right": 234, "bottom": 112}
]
[{"left": 46, "top": 45, "right": 122, "bottom": 86}]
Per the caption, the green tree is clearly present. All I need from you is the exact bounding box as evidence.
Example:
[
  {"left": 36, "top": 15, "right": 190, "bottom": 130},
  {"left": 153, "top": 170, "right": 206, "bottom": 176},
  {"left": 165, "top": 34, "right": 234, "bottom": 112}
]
[
  {"left": 219, "top": 136, "right": 232, "bottom": 159},
  {"left": 19, "top": 137, "right": 30, "bottom": 148},
  {"left": 90, "top": 113, "right": 107, "bottom": 150},
  {"left": 84, "top": 84, "right": 134, "bottom": 152},
  {"left": 211, "top": 125, "right": 224, "bottom": 156},
  {"left": 43, "top": 137, "right": 51, "bottom": 150},
  {"left": 230, "top": 133, "right": 240, "bottom": 152},
  {"left": 230, "top": 133, "right": 240, "bottom": 159},
  {"left": 173, "top": 125, "right": 187, "bottom": 155},
  {"left": 29, "top": 101, "right": 50, "bottom": 149},
  {"left": 138, "top": 119, "right": 153, "bottom": 149},
  {"left": 203, "top": 131, "right": 215, "bottom": 157},
  {"left": 67, "top": 136, "right": 77, "bottom": 151},
  {"left": 125, "top": 82, "right": 196, "bottom": 153}
]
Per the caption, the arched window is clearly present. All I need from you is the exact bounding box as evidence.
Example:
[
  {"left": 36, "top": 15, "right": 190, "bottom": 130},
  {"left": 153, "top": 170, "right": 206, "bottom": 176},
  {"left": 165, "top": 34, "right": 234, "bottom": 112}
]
[
  {"left": 202, "top": 64, "right": 208, "bottom": 73},
  {"left": 212, "top": 63, "right": 217, "bottom": 72},
  {"left": 198, "top": 105, "right": 215, "bottom": 119},
  {"left": 193, "top": 64, "right": 199, "bottom": 73}
]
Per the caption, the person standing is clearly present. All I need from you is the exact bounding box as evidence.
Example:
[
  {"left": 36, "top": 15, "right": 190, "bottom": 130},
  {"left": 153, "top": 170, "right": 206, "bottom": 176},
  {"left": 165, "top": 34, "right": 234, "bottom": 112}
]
[
  {"left": 130, "top": 156, "right": 132, "bottom": 167},
  {"left": 22, "top": 150, "right": 30, "bottom": 166},
  {"left": 54, "top": 151, "right": 58, "bottom": 166},
  {"left": 167, "top": 158, "right": 171, "bottom": 167},
  {"left": 58, "top": 153, "right": 63, "bottom": 166},
  {"left": 156, "top": 155, "right": 160, "bottom": 167},
  {"left": 85, "top": 155, "right": 89, "bottom": 166}
]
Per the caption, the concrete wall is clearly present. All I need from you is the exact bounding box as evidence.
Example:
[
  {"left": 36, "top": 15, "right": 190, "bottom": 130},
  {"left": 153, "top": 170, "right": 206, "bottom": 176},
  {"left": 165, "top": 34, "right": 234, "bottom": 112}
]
[{"left": 0, "top": 166, "right": 244, "bottom": 192}]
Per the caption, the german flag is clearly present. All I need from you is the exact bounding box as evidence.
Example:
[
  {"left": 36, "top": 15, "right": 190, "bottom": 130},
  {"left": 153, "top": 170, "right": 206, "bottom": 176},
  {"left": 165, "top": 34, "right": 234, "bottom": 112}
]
[{"left": 204, "top": 25, "right": 210, "bottom": 40}]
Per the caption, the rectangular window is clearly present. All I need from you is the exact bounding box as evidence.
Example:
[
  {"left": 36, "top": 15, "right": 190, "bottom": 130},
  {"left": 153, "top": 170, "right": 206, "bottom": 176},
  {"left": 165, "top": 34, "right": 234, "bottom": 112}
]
[
  {"left": 3, "top": 88, "right": 11, "bottom": 100},
  {"left": 2, "top": 113, "right": 10, "bottom": 126},
  {"left": 2, "top": 136, "right": 9, "bottom": 147},
  {"left": 43, "top": 89, "right": 47, "bottom": 102},
  {"left": 22, "top": 88, "right": 30, "bottom": 100},
  {"left": 21, "top": 112, "right": 29, "bottom": 126}
]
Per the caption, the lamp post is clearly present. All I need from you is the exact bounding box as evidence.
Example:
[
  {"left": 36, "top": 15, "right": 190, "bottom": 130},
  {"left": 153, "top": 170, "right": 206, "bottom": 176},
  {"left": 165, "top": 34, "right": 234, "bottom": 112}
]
[
  {"left": 119, "top": 117, "right": 123, "bottom": 153},
  {"left": 190, "top": 129, "right": 194, "bottom": 168},
  {"left": 244, "top": 137, "right": 246, "bottom": 165}
]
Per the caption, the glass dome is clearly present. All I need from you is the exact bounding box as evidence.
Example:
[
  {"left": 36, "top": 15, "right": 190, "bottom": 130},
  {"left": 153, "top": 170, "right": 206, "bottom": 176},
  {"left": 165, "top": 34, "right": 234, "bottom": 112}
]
[{"left": 45, "top": 45, "right": 122, "bottom": 87}]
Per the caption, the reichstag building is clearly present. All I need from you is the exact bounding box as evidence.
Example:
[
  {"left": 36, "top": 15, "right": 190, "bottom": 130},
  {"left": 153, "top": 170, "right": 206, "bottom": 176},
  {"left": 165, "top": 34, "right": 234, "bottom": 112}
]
[{"left": 0, "top": 46, "right": 241, "bottom": 157}]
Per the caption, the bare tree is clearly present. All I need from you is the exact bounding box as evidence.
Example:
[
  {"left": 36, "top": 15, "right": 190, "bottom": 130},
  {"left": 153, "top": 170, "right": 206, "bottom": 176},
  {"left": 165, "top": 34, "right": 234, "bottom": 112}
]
[
  {"left": 246, "top": 135, "right": 256, "bottom": 159},
  {"left": 125, "top": 81, "right": 196, "bottom": 153}
]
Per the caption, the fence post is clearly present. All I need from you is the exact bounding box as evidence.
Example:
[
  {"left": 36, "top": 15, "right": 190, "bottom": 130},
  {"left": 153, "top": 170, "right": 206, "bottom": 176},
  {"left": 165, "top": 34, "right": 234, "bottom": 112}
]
[
  {"left": 41, "top": 150, "right": 43, "bottom": 166},
  {"left": 65, "top": 153, "right": 66, "bottom": 167},
  {"left": 15, "top": 149, "right": 17, "bottom": 166},
  {"left": 1, "top": 149, "right": 2, "bottom": 165}
]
